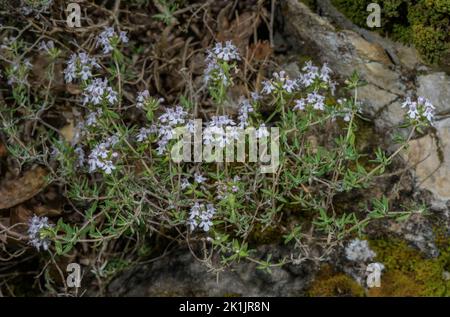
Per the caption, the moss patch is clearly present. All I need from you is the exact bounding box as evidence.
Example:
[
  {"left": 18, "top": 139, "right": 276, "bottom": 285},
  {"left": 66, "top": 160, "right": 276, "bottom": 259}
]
[
  {"left": 308, "top": 265, "right": 365, "bottom": 297},
  {"left": 368, "top": 239, "right": 450, "bottom": 296}
]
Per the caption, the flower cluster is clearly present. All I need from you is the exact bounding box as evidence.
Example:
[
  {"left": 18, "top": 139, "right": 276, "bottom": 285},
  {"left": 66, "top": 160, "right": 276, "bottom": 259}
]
[
  {"left": 88, "top": 135, "right": 120, "bottom": 174},
  {"left": 6, "top": 59, "right": 32, "bottom": 86},
  {"left": 345, "top": 239, "right": 376, "bottom": 262},
  {"left": 237, "top": 98, "right": 254, "bottom": 128},
  {"left": 85, "top": 108, "right": 103, "bottom": 127},
  {"left": 83, "top": 78, "right": 118, "bottom": 106},
  {"left": 211, "top": 41, "right": 240, "bottom": 62},
  {"left": 154, "top": 106, "right": 188, "bottom": 154},
  {"left": 294, "top": 92, "right": 326, "bottom": 111},
  {"left": 180, "top": 172, "right": 208, "bottom": 190},
  {"left": 256, "top": 124, "right": 270, "bottom": 138},
  {"left": 135, "top": 90, "right": 150, "bottom": 109},
  {"left": 204, "top": 41, "right": 240, "bottom": 85},
  {"left": 72, "top": 108, "right": 105, "bottom": 144},
  {"left": 136, "top": 126, "right": 155, "bottom": 142},
  {"left": 203, "top": 115, "right": 239, "bottom": 148},
  {"left": 402, "top": 96, "right": 435, "bottom": 125},
  {"left": 299, "top": 61, "right": 335, "bottom": 91},
  {"left": 20, "top": 0, "right": 53, "bottom": 17},
  {"left": 28, "top": 215, "right": 53, "bottom": 251},
  {"left": 38, "top": 40, "right": 55, "bottom": 53},
  {"left": 335, "top": 98, "right": 353, "bottom": 122},
  {"left": 96, "top": 27, "right": 128, "bottom": 54},
  {"left": 64, "top": 52, "right": 100, "bottom": 83},
  {"left": 188, "top": 202, "right": 217, "bottom": 232},
  {"left": 261, "top": 71, "right": 298, "bottom": 95},
  {"left": 74, "top": 146, "right": 85, "bottom": 167}
]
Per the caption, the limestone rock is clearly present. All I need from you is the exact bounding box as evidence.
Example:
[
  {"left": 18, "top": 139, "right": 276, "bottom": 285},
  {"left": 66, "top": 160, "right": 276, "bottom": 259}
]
[
  {"left": 106, "top": 245, "right": 315, "bottom": 296},
  {"left": 417, "top": 73, "right": 450, "bottom": 116},
  {"left": 405, "top": 118, "right": 450, "bottom": 209},
  {"left": 283, "top": 0, "right": 406, "bottom": 124}
]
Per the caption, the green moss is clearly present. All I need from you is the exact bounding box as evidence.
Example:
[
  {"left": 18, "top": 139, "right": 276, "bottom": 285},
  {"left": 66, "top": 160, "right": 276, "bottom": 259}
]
[
  {"left": 308, "top": 265, "right": 365, "bottom": 297},
  {"left": 247, "top": 223, "right": 284, "bottom": 245},
  {"left": 309, "top": 238, "right": 450, "bottom": 297},
  {"left": 330, "top": 0, "right": 450, "bottom": 66},
  {"left": 368, "top": 239, "right": 450, "bottom": 296}
]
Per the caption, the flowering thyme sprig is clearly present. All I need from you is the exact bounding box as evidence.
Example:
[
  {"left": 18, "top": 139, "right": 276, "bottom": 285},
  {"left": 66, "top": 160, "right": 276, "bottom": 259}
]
[
  {"left": 261, "top": 71, "right": 298, "bottom": 96},
  {"left": 38, "top": 40, "right": 60, "bottom": 59},
  {"left": 146, "top": 105, "right": 188, "bottom": 154},
  {"left": 28, "top": 216, "right": 54, "bottom": 251},
  {"left": 299, "top": 61, "right": 335, "bottom": 93},
  {"left": 188, "top": 202, "right": 217, "bottom": 232},
  {"left": 88, "top": 135, "right": 120, "bottom": 174},
  {"left": 402, "top": 96, "right": 435, "bottom": 127},
  {"left": 204, "top": 41, "right": 241, "bottom": 104},
  {"left": 64, "top": 52, "right": 100, "bottom": 83},
  {"left": 82, "top": 78, "right": 118, "bottom": 106},
  {"left": 96, "top": 27, "right": 129, "bottom": 54},
  {"left": 293, "top": 92, "right": 326, "bottom": 112}
]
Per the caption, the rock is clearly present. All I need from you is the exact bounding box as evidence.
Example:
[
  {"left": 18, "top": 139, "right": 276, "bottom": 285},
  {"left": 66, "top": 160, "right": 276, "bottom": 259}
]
[
  {"left": 282, "top": 0, "right": 406, "bottom": 126},
  {"left": 374, "top": 100, "right": 404, "bottom": 131},
  {"left": 404, "top": 118, "right": 450, "bottom": 209},
  {"left": 394, "top": 43, "right": 423, "bottom": 71},
  {"left": 282, "top": 0, "right": 449, "bottom": 214},
  {"left": 417, "top": 73, "right": 450, "bottom": 116},
  {"left": 387, "top": 213, "right": 440, "bottom": 258},
  {"left": 344, "top": 32, "right": 392, "bottom": 66},
  {"left": 107, "top": 245, "right": 316, "bottom": 296}
]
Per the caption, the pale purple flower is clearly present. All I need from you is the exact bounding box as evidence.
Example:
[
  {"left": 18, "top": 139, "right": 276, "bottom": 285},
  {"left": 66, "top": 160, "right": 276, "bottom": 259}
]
[
  {"left": 293, "top": 99, "right": 306, "bottom": 111},
  {"left": 188, "top": 202, "right": 216, "bottom": 232},
  {"left": 38, "top": 40, "right": 54, "bottom": 53},
  {"left": 212, "top": 41, "right": 240, "bottom": 62},
  {"left": 256, "top": 124, "right": 270, "bottom": 139},
  {"left": 88, "top": 139, "right": 119, "bottom": 174},
  {"left": 28, "top": 215, "right": 53, "bottom": 251},
  {"left": 74, "top": 146, "right": 85, "bottom": 167},
  {"left": 64, "top": 52, "right": 99, "bottom": 83},
  {"left": 402, "top": 96, "right": 435, "bottom": 124},
  {"left": 181, "top": 178, "right": 190, "bottom": 190},
  {"left": 238, "top": 98, "right": 254, "bottom": 128},
  {"left": 136, "top": 89, "right": 150, "bottom": 109},
  {"left": 83, "top": 78, "right": 118, "bottom": 106},
  {"left": 204, "top": 41, "right": 240, "bottom": 84},
  {"left": 136, "top": 127, "right": 153, "bottom": 142},
  {"left": 194, "top": 172, "right": 207, "bottom": 184}
]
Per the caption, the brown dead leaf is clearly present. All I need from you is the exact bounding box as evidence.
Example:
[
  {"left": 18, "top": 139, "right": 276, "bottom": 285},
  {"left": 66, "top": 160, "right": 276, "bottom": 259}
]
[
  {"left": 66, "top": 83, "right": 82, "bottom": 95},
  {"left": 0, "top": 166, "right": 49, "bottom": 210},
  {"left": 217, "top": 12, "right": 261, "bottom": 54},
  {"left": 33, "top": 204, "right": 62, "bottom": 217},
  {"left": 249, "top": 40, "right": 273, "bottom": 61},
  {"left": 10, "top": 205, "right": 33, "bottom": 227}
]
